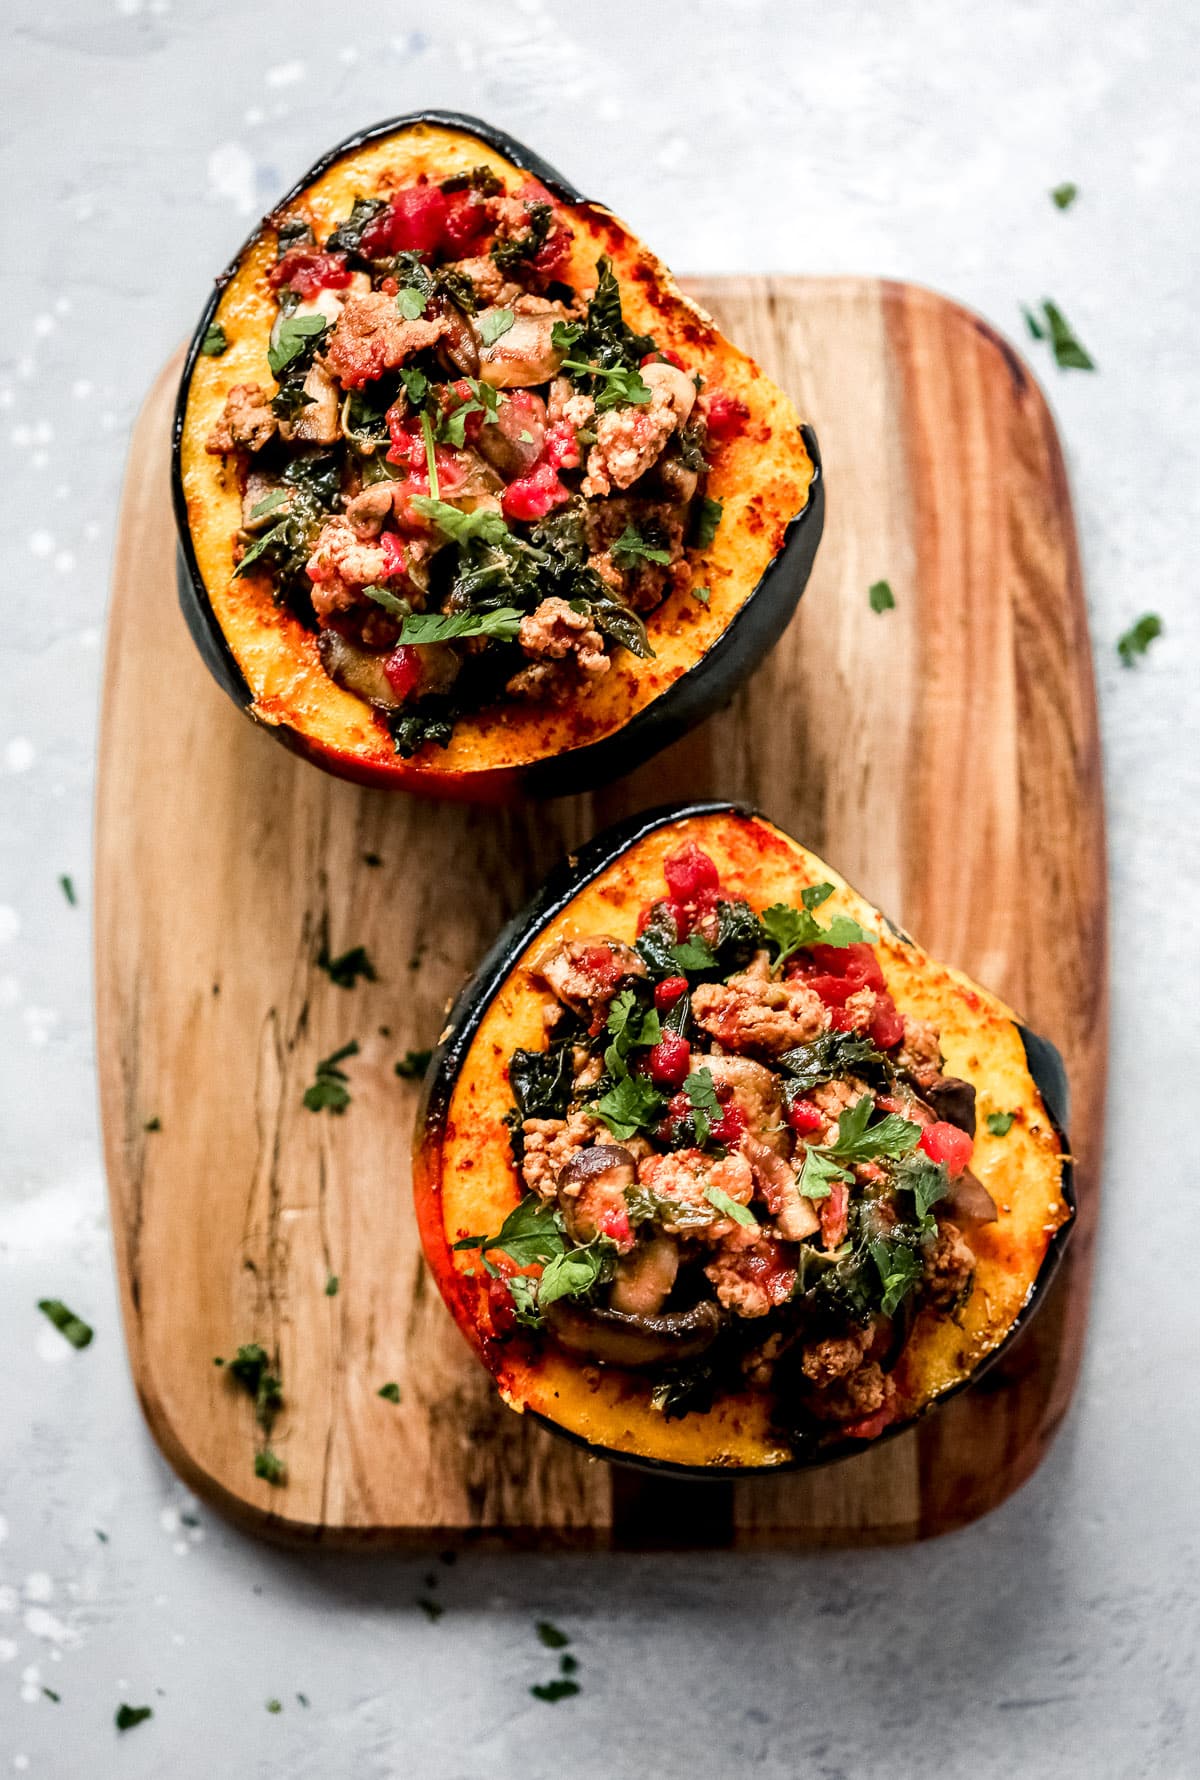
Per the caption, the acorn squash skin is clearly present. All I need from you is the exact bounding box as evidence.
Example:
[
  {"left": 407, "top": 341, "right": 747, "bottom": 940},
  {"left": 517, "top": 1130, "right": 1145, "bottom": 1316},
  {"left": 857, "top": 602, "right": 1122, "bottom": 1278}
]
[
  {"left": 172, "top": 113, "right": 823, "bottom": 800},
  {"left": 413, "top": 801, "right": 1076, "bottom": 1478}
]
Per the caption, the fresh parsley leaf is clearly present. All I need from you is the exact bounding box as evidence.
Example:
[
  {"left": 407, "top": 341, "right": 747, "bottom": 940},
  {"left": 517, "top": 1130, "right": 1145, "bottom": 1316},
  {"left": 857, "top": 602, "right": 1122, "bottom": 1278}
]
[
  {"left": 454, "top": 1194, "right": 568, "bottom": 1269},
  {"left": 827, "top": 1096, "right": 921, "bottom": 1163},
  {"left": 760, "top": 895, "right": 874, "bottom": 973},
  {"left": 1023, "top": 305, "right": 1046, "bottom": 342},
  {"left": 869, "top": 579, "right": 895, "bottom": 613},
  {"left": 395, "top": 1048, "right": 433, "bottom": 1079},
  {"left": 395, "top": 286, "right": 428, "bottom": 321},
  {"left": 531, "top": 1678, "right": 580, "bottom": 1703},
  {"left": 58, "top": 873, "right": 76, "bottom": 906},
  {"left": 325, "top": 1274, "right": 339, "bottom": 1296},
  {"left": 594, "top": 1072, "right": 665, "bottom": 1142},
  {"left": 228, "top": 1343, "right": 283, "bottom": 1432},
  {"left": 37, "top": 1299, "right": 93, "bottom": 1349},
  {"left": 1024, "top": 299, "right": 1095, "bottom": 370},
  {"left": 797, "top": 1147, "right": 852, "bottom": 1202},
  {"left": 361, "top": 583, "right": 411, "bottom": 618},
  {"left": 254, "top": 1448, "right": 287, "bottom": 1486},
  {"left": 611, "top": 524, "right": 671, "bottom": 567},
  {"left": 692, "top": 584, "right": 711, "bottom": 606},
  {"left": 670, "top": 933, "right": 717, "bottom": 972},
  {"left": 303, "top": 1039, "right": 359, "bottom": 1114},
  {"left": 684, "top": 1067, "right": 722, "bottom": 1145},
  {"left": 691, "top": 497, "right": 723, "bottom": 549},
  {"left": 267, "top": 312, "right": 327, "bottom": 378},
  {"left": 377, "top": 1382, "right": 401, "bottom": 1403},
  {"left": 200, "top": 322, "right": 228, "bottom": 357},
  {"left": 559, "top": 357, "right": 652, "bottom": 411},
  {"left": 115, "top": 1704, "right": 153, "bottom": 1732},
  {"left": 504, "top": 1273, "right": 544, "bottom": 1327},
  {"left": 1050, "top": 182, "right": 1078, "bottom": 210},
  {"left": 399, "top": 365, "right": 430, "bottom": 406},
  {"left": 704, "top": 1183, "right": 757, "bottom": 1226},
  {"left": 869, "top": 1237, "right": 924, "bottom": 1317},
  {"left": 317, "top": 944, "right": 377, "bottom": 989},
  {"left": 538, "top": 1237, "right": 616, "bottom": 1309},
  {"left": 477, "top": 308, "right": 515, "bottom": 346},
  {"left": 536, "top": 1621, "right": 570, "bottom": 1649},
  {"left": 42, "top": 1687, "right": 60, "bottom": 1702},
  {"left": 1117, "top": 612, "right": 1163, "bottom": 667},
  {"left": 986, "top": 1110, "right": 1016, "bottom": 1136},
  {"left": 399, "top": 607, "right": 524, "bottom": 645},
  {"left": 410, "top": 497, "right": 511, "bottom": 546},
  {"left": 604, "top": 989, "right": 661, "bottom": 1075}
]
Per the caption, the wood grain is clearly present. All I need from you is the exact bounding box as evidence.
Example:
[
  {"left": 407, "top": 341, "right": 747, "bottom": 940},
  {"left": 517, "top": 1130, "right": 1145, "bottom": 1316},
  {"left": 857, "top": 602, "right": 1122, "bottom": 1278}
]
[{"left": 96, "top": 278, "right": 1105, "bottom": 1546}]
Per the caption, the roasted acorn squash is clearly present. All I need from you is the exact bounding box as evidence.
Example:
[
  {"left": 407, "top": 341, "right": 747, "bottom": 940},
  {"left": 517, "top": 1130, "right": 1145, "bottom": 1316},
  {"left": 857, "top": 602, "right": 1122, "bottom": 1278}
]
[
  {"left": 173, "top": 113, "right": 822, "bottom": 799},
  {"left": 414, "top": 803, "right": 1074, "bottom": 1474}
]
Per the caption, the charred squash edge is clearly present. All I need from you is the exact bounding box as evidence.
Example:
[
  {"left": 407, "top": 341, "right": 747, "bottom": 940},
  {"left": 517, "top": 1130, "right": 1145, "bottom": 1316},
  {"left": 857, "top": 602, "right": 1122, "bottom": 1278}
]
[
  {"left": 171, "top": 112, "right": 824, "bottom": 800},
  {"left": 413, "top": 799, "right": 1076, "bottom": 1478}
]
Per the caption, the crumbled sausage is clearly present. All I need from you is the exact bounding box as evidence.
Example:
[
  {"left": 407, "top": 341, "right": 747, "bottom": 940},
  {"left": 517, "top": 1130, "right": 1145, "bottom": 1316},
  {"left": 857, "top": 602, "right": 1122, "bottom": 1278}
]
[
  {"left": 547, "top": 376, "right": 596, "bottom": 430},
  {"left": 925, "top": 1220, "right": 976, "bottom": 1309},
  {"left": 345, "top": 484, "right": 396, "bottom": 539},
  {"left": 517, "top": 597, "right": 609, "bottom": 677},
  {"left": 801, "top": 1327, "right": 870, "bottom": 1388},
  {"left": 205, "top": 383, "right": 277, "bottom": 455},
  {"left": 505, "top": 661, "right": 571, "bottom": 704},
  {"left": 703, "top": 1226, "right": 795, "bottom": 1319},
  {"left": 692, "top": 967, "right": 828, "bottom": 1057},
  {"left": 637, "top": 1147, "right": 754, "bottom": 1236},
  {"left": 536, "top": 937, "right": 646, "bottom": 1026},
  {"left": 324, "top": 292, "right": 448, "bottom": 387},
  {"left": 305, "top": 516, "right": 393, "bottom": 631},
  {"left": 895, "top": 1017, "right": 944, "bottom": 1090},
  {"left": 519, "top": 1111, "right": 600, "bottom": 1198},
  {"left": 581, "top": 384, "right": 681, "bottom": 498}
]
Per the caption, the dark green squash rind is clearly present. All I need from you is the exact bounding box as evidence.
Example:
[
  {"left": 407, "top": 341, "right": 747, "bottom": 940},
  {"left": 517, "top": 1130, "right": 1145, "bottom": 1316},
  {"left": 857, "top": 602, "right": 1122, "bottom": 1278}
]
[
  {"left": 414, "top": 798, "right": 1076, "bottom": 1478},
  {"left": 171, "top": 114, "right": 823, "bottom": 797}
]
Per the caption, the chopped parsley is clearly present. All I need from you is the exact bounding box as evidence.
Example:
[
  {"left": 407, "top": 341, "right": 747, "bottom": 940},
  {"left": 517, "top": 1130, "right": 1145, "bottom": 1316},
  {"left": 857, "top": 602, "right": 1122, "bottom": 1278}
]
[
  {"left": 477, "top": 308, "right": 515, "bottom": 346},
  {"left": 1023, "top": 299, "right": 1094, "bottom": 370},
  {"left": 869, "top": 1237, "right": 924, "bottom": 1317},
  {"left": 395, "top": 1048, "right": 433, "bottom": 1079},
  {"left": 759, "top": 886, "right": 874, "bottom": 974},
  {"left": 409, "top": 497, "right": 510, "bottom": 546},
  {"left": 317, "top": 944, "right": 377, "bottom": 989},
  {"left": 869, "top": 579, "right": 895, "bottom": 613},
  {"left": 395, "top": 286, "right": 428, "bottom": 321},
  {"left": 611, "top": 524, "right": 671, "bottom": 568},
  {"left": 1117, "top": 612, "right": 1162, "bottom": 667},
  {"left": 266, "top": 1699, "right": 283, "bottom": 1715},
  {"left": 1050, "top": 182, "right": 1079, "bottom": 211},
  {"left": 417, "top": 1596, "right": 444, "bottom": 1622},
  {"left": 531, "top": 1679, "right": 580, "bottom": 1703},
  {"left": 692, "top": 584, "right": 711, "bottom": 606},
  {"left": 143, "top": 1116, "right": 161, "bottom": 1133},
  {"left": 254, "top": 1448, "right": 287, "bottom": 1487},
  {"left": 986, "top": 1111, "right": 1016, "bottom": 1136},
  {"left": 704, "top": 1184, "right": 757, "bottom": 1227},
  {"left": 58, "top": 873, "right": 76, "bottom": 905},
  {"left": 684, "top": 1066, "right": 721, "bottom": 1144},
  {"left": 537, "top": 1237, "right": 616, "bottom": 1309},
  {"left": 303, "top": 1040, "right": 359, "bottom": 1113},
  {"left": 37, "top": 1299, "right": 93, "bottom": 1349},
  {"left": 377, "top": 1382, "right": 401, "bottom": 1403},
  {"left": 593, "top": 1071, "right": 664, "bottom": 1142},
  {"left": 399, "top": 607, "right": 524, "bottom": 645},
  {"left": 115, "top": 1704, "right": 153, "bottom": 1732},
  {"left": 200, "top": 322, "right": 228, "bottom": 356},
  {"left": 267, "top": 312, "right": 327, "bottom": 378},
  {"left": 670, "top": 932, "right": 718, "bottom": 972},
  {"left": 227, "top": 1342, "right": 283, "bottom": 1434}
]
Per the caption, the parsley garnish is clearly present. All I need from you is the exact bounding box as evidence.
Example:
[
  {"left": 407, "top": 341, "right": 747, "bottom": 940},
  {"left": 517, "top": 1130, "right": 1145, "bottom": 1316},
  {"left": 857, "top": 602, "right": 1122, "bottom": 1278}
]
[
  {"left": 228, "top": 1342, "right": 283, "bottom": 1432},
  {"left": 115, "top": 1704, "right": 153, "bottom": 1732},
  {"left": 594, "top": 1072, "right": 664, "bottom": 1143},
  {"left": 1050, "top": 182, "right": 1078, "bottom": 210},
  {"left": 395, "top": 1048, "right": 433, "bottom": 1079},
  {"left": 59, "top": 873, "right": 76, "bottom": 905},
  {"left": 477, "top": 308, "right": 515, "bottom": 346},
  {"left": 361, "top": 584, "right": 410, "bottom": 619},
  {"left": 395, "top": 286, "right": 428, "bottom": 321},
  {"left": 303, "top": 1040, "right": 359, "bottom": 1114},
  {"left": 986, "top": 1111, "right": 1016, "bottom": 1136},
  {"left": 399, "top": 607, "right": 524, "bottom": 645},
  {"left": 1023, "top": 299, "right": 1094, "bottom": 370},
  {"left": 537, "top": 1238, "right": 616, "bottom": 1309},
  {"left": 267, "top": 312, "right": 327, "bottom": 378},
  {"left": 592, "top": 990, "right": 664, "bottom": 1139},
  {"left": 869, "top": 1237, "right": 924, "bottom": 1316},
  {"left": 692, "top": 584, "right": 711, "bottom": 606},
  {"left": 453, "top": 1194, "right": 566, "bottom": 1267},
  {"left": 797, "top": 1147, "right": 852, "bottom": 1202},
  {"left": 760, "top": 886, "right": 874, "bottom": 974},
  {"left": 611, "top": 524, "right": 671, "bottom": 568},
  {"left": 143, "top": 1116, "right": 161, "bottom": 1132},
  {"left": 409, "top": 497, "right": 510, "bottom": 546},
  {"left": 200, "top": 322, "right": 228, "bottom": 356},
  {"left": 704, "top": 1183, "right": 757, "bottom": 1227},
  {"left": 249, "top": 488, "right": 289, "bottom": 519},
  {"left": 684, "top": 1067, "right": 721, "bottom": 1144},
  {"left": 377, "top": 1381, "right": 401, "bottom": 1403},
  {"left": 37, "top": 1299, "right": 93, "bottom": 1349},
  {"left": 1117, "top": 612, "right": 1162, "bottom": 666},
  {"left": 317, "top": 944, "right": 377, "bottom": 989},
  {"left": 690, "top": 497, "right": 723, "bottom": 549},
  {"left": 254, "top": 1449, "right": 287, "bottom": 1486},
  {"left": 399, "top": 365, "right": 429, "bottom": 406},
  {"left": 869, "top": 579, "right": 895, "bottom": 613},
  {"left": 891, "top": 1152, "right": 950, "bottom": 1232},
  {"left": 798, "top": 1095, "right": 921, "bottom": 1200},
  {"left": 670, "top": 933, "right": 717, "bottom": 971},
  {"left": 559, "top": 357, "right": 652, "bottom": 411},
  {"left": 417, "top": 1596, "right": 444, "bottom": 1622}
]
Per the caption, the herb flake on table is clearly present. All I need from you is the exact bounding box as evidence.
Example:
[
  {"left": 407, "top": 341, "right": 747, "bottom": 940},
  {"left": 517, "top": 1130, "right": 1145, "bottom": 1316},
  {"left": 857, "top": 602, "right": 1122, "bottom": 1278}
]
[
  {"left": 58, "top": 873, "right": 76, "bottom": 905},
  {"left": 143, "top": 1116, "right": 161, "bottom": 1132},
  {"left": 303, "top": 1039, "right": 359, "bottom": 1113},
  {"left": 377, "top": 1381, "right": 401, "bottom": 1403},
  {"left": 325, "top": 1274, "right": 339, "bottom": 1296},
  {"left": 395, "top": 1048, "right": 432, "bottom": 1079},
  {"left": 536, "top": 1620, "right": 570, "bottom": 1650},
  {"left": 417, "top": 1596, "right": 444, "bottom": 1622},
  {"left": 115, "top": 1704, "right": 153, "bottom": 1732},
  {"left": 1050, "top": 182, "right": 1079, "bottom": 210},
  {"left": 869, "top": 579, "right": 895, "bottom": 613},
  {"left": 1022, "top": 299, "right": 1095, "bottom": 370},
  {"left": 254, "top": 1449, "right": 286, "bottom": 1487},
  {"left": 1117, "top": 612, "right": 1162, "bottom": 666},
  {"left": 317, "top": 944, "right": 377, "bottom": 989},
  {"left": 531, "top": 1678, "right": 580, "bottom": 1703},
  {"left": 266, "top": 1699, "right": 283, "bottom": 1714},
  {"left": 38, "top": 1299, "right": 93, "bottom": 1349}
]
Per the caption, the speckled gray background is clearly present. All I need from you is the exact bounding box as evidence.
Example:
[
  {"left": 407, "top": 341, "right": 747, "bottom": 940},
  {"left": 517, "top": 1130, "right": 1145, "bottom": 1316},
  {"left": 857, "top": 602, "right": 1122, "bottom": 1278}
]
[{"left": 1, "top": 2, "right": 1198, "bottom": 1776}]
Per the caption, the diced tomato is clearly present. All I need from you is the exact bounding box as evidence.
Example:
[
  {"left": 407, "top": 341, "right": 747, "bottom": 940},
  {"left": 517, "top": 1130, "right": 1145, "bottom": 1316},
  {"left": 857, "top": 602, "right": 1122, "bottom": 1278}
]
[
  {"left": 379, "top": 531, "right": 407, "bottom": 581},
  {"left": 484, "top": 1273, "right": 518, "bottom": 1337},
  {"left": 644, "top": 1032, "right": 691, "bottom": 1088},
  {"left": 267, "top": 247, "right": 351, "bottom": 296},
  {"left": 868, "top": 991, "right": 905, "bottom": 1050},
  {"left": 654, "top": 976, "right": 689, "bottom": 1011},
  {"left": 441, "top": 188, "right": 491, "bottom": 255},
  {"left": 664, "top": 842, "right": 721, "bottom": 903},
  {"left": 791, "top": 941, "right": 886, "bottom": 1008},
  {"left": 641, "top": 348, "right": 686, "bottom": 371},
  {"left": 709, "top": 1103, "right": 747, "bottom": 1147},
  {"left": 738, "top": 1237, "right": 796, "bottom": 1306},
  {"left": 580, "top": 944, "right": 621, "bottom": 988},
  {"left": 820, "top": 1179, "right": 849, "bottom": 1251},
  {"left": 918, "top": 1121, "right": 974, "bottom": 1177},
  {"left": 787, "top": 1098, "right": 824, "bottom": 1136},
  {"left": 529, "top": 224, "right": 572, "bottom": 283},
  {"left": 843, "top": 1401, "right": 896, "bottom": 1441},
  {"left": 599, "top": 1207, "right": 632, "bottom": 1246},
  {"left": 828, "top": 1008, "right": 855, "bottom": 1031},
  {"left": 705, "top": 390, "right": 751, "bottom": 443},
  {"left": 383, "top": 645, "right": 423, "bottom": 701},
  {"left": 501, "top": 460, "right": 571, "bottom": 521},
  {"left": 361, "top": 183, "right": 449, "bottom": 258}
]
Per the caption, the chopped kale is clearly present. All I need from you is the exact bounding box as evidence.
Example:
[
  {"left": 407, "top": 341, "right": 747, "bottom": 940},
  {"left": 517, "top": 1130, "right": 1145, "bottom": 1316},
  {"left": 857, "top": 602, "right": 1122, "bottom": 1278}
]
[{"left": 325, "top": 195, "right": 387, "bottom": 256}]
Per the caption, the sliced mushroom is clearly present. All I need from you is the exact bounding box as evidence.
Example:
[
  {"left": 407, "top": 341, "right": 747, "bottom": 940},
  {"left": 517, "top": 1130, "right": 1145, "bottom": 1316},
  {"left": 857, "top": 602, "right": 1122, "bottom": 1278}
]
[
  {"left": 476, "top": 310, "right": 564, "bottom": 388},
  {"left": 943, "top": 1167, "right": 998, "bottom": 1225},
  {"left": 924, "top": 1076, "right": 977, "bottom": 1136},
  {"left": 610, "top": 1235, "right": 679, "bottom": 1317},
  {"left": 640, "top": 359, "right": 697, "bottom": 424},
  {"left": 476, "top": 388, "right": 547, "bottom": 478},
  {"left": 280, "top": 359, "right": 342, "bottom": 446},
  {"left": 317, "top": 631, "right": 459, "bottom": 710},
  {"left": 557, "top": 1144, "right": 636, "bottom": 1245},
  {"left": 544, "top": 1297, "right": 722, "bottom": 1369}
]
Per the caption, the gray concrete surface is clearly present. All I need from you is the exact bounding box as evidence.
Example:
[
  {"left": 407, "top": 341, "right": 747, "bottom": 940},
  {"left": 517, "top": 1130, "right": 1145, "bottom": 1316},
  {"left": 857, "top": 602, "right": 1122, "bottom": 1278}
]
[{"left": 1, "top": 2, "right": 1198, "bottom": 1775}]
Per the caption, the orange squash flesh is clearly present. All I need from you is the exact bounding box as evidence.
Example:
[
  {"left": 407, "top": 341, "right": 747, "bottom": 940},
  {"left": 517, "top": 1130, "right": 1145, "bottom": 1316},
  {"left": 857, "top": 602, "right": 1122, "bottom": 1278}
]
[
  {"left": 174, "top": 115, "right": 820, "bottom": 799},
  {"left": 414, "top": 803, "right": 1074, "bottom": 1473}
]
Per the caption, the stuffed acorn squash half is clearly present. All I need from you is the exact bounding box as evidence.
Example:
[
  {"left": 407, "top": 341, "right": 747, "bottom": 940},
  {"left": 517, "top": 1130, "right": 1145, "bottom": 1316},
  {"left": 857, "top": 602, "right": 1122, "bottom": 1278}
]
[
  {"left": 414, "top": 803, "right": 1074, "bottom": 1473},
  {"left": 174, "top": 113, "right": 822, "bottom": 798}
]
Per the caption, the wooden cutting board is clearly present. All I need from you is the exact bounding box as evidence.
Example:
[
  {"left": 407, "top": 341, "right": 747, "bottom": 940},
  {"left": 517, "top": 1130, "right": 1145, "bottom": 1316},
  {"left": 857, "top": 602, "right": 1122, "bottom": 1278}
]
[{"left": 96, "top": 278, "right": 1106, "bottom": 1547}]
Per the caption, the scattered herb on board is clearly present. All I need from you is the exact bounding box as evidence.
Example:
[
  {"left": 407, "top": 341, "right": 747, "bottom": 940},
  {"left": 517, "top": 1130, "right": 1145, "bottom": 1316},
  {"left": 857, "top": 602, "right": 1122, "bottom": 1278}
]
[
  {"left": 325, "top": 1274, "right": 339, "bottom": 1296},
  {"left": 869, "top": 579, "right": 895, "bottom": 613},
  {"left": 254, "top": 1449, "right": 287, "bottom": 1487},
  {"left": 58, "top": 873, "right": 76, "bottom": 905},
  {"left": 1050, "top": 182, "right": 1078, "bottom": 210},
  {"left": 1023, "top": 299, "right": 1095, "bottom": 370},
  {"left": 536, "top": 1621, "right": 570, "bottom": 1650},
  {"left": 37, "top": 1299, "right": 93, "bottom": 1349},
  {"left": 303, "top": 1040, "right": 359, "bottom": 1113},
  {"left": 692, "top": 584, "right": 711, "bottom": 606},
  {"left": 43, "top": 1687, "right": 60, "bottom": 1702},
  {"left": 1117, "top": 613, "right": 1163, "bottom": 667},
  {"left": 266, "top": 1700, "right": 283, "bottom": 1714},
  {"left": 417, "top": 1596, "right": 444, "bottom": 1622},
  {"left": 296, "top": 1693, "right": 310, "bottom": 1707},
  {"left": 317, "top": 944, "right": 377, "bottom": 989},
  {"left": 987, "top": 1111, "right": 1016, "bottom": 1136},
  {"left": 143, "top": 1117, "right": 161, "bottom": 1132},
  {"left": 395, "top": 1048, "right": 433, "bottom": 1079},
  {"left": 377, "top": 1382, "right": 401, "bottom": 1403},
  {"left": 362, "top": 852, "right": 383, "bottom": 867},
  {"left": 115, "top": 1704, "right": 153, "bottom": 1732},
  {"left": 531, "top": 1679, "right": 580, "bottom": 1703},
  {"left": 200, "top": 321, "right": 228, "bottom": 356}
]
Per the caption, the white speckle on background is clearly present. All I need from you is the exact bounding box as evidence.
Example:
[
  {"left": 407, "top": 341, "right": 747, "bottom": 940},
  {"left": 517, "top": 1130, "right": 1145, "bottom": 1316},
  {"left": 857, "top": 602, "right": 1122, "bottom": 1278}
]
[
  {"left": 3, "top": 738, "right": 35, "bottom": 773},
  {"left": 0, "top": 1588, "right": 16, "bottom": 1616},
  {"left": 22, "top": 1608, "right": 78, "bottom": 1649},
  {"left": 72, "top": 380, "right": 92, "bottom": 400},
  {"left": 54, "top": 551, "right": 76, "bottom": 575},
  {"left": 11, "top": 424, "right": 31, "bottom": 446},
  {"left": 264, "top": 59, "right": 305, "bottom": 88},
  {"left": 53, "top": 296, "right": 70, "bottom": 315},
  {"left": 35, "top": 1324, "right": 72, "bottom": 1364},
  {"left": 244, "top": 105, "right": 264, "bottom": 126},
  {"left": 0, "top": 1515, "right": 8, "bottom": 1544},
  {"left": 32, "top": 315, "right": 54, "bottom": 339},
  {"left": 159, "top": 1507, "right": 179, "bottom": 1535},
  {"left": 22, "top": 1576, "right": 52, "bottom": 1606},
  {"left": 23, "top": 1007, "right": 59, "bottom": 1047},
  {"left": 83, "top": 522, "right": 100, "bottom": 542},
  {"left": 0, "top": 976, "right": 20, "bottom": 1007},
  {"left": 31, "top": 451, "right": 47, "bottom": 470},
  {"left": 0, "top": 1640, "right": 17, "bottom": 1663},
  {"left": 19, "top": 1663, "right": 40, "bottom": 1704},
  {"left": 207, "top": 141, "right": 257, "bottom": 215},
  {"left": 0, "top": 907, "right": 19, "bottom": 945},
  {"left": 338, "top": 45, "right": 359, "bottom": 64},
  {"left": 28, "top": 532, "right": 53, "bottom": 559},
  {"left": 79, "top": 626, "right": 100, "bottom": 648},
  {"left": 13, "top": 1756, "right": 29, "bottom": 1772},
  {"left": 115, "top": 0, "right": 142, "bottom": 15}
]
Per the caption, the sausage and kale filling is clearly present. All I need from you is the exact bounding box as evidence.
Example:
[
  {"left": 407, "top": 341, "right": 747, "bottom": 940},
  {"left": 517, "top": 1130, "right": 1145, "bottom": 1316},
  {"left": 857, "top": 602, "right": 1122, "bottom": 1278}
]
[
  {"left": 455, "top": 842, "right": 997, "bottom": 1442},
  {"left": 204, "top": 169, "right": 749, "bottom": 756}
]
